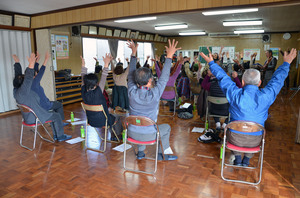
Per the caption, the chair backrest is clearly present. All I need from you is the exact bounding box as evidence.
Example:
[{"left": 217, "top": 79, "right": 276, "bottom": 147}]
[
  {"left": 207, "top": 96, "right": 228, "bottom": 105},
  {"left": 226, "top": 120, "right": 265, "bottom": 137},
  {"left": 125, "top": 115, "right": 157, "bottom": 127},
  {"left": 81, "top": 102, "right": 107, "bottom": 119},
  {"left": 17, "top": 104, "right": 38, "bottom": 119}
]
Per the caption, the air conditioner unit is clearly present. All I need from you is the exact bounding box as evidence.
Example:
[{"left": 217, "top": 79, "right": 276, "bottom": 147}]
[
  {"left": 262, "top": 34, "right": 271, "bottom": 43},
  {"left": 209, "top": 32, "right": 239, "bottom": 37}
]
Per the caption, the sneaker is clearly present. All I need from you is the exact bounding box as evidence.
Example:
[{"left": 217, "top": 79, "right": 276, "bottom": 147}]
[
  {"left": 157, "top": 154, "right": 178, "bottom": 161},
  {"left": 136, "top": 151, "right": 145, "bottom": 160},
  {"left": 164, "top": 147, "right": 173, "bottom": 155},
  {"left": 53, "top": 135, "right": 58, "bottom": 141},
  {"left": 197, "top": 129, "right": 215, "bottom": 143},
  {"left": 57, "top": 134, "right": 72, "bottom": 142}
]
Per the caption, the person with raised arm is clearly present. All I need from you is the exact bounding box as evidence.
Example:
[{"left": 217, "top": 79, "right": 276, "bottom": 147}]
[
  {"left": 13, "top": 53, "right": 71, "bottom": 142},
  {"left": 199, "top": 48, "right": 297, "bottom": 166},
  {"left": 127, "top": 39, "right": 181, "bottom": 161},
  {"left": 81, "top": 54, "right": 123, "bottom": 140}
]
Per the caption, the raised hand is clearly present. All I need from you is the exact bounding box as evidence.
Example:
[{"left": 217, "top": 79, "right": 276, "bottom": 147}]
[
  {"left": 146, "top": 55, "right": 150, "bottom": 60},
  {"left": 36, "top": 51, "right": 41, "bottom": 62},
  {"left": 12, "top": 54, "right": 20, "bottom": 63},
  {"left": 126, "top": 39, "right": 138, "bottom": 56},
  {"left": 43, "top": 51, "right": 50, "bottom": 66},
  {"left": 125, "top": 57, "right": 129, "bottom": 62},
  {"left": 206, "top": 47, "right": 212, "bottom": 54},
  {"left": 155, "top": 55, "right": 159, "bottom": 61},
  {"left": 80, "top": 56, "right": 85, "bottom": 68},
  {"left": 103, "top": 53, "right": 113, "bottom": 68},
  {"left": 226, "top": 51, "right": 230, "bottom": 59},
  {"left": 165, "top": 39, "right": 181, "bottom": 59},
  {"left": 283, "top": 48, "right": 297, "bottom": 64},
  {"left": 199, "top": 52, "right": 213, "bottom": 63},
  {"left": 240, "top": 51, "right": 244, "bottom": 59},
  {"left": 27, "top": 53, "right": 36, "bottom": 69},
  {"left": 93, "top": 57, "right": 98, "bottom": 62},
  {"left": 231, "top": 71, "right": 238, "bottom": 78},
  {"left": 118, "top": 58, "right": 121, "bottom": 62}
]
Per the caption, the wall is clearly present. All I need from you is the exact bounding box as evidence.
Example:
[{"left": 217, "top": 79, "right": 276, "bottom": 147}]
[
  {"left": 50, "top": 26, "right": 82, "bottom": 75},
  {"left": 31, "top": 0, "right": 292, "bottom": 29},
  {"left": 173, "top": 33, "right": 299, "bottom": 86}
]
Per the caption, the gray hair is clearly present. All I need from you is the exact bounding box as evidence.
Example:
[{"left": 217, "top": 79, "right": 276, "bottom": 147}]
[{"left": 242, "top": 69, "right": 261, "bottom": 86}]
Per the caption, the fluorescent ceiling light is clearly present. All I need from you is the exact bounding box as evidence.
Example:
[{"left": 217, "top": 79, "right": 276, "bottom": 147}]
[
  {"left": 223, "top": 20, "right": 262, "bottom": 26},
  {"left": 179, "top": 32, "right": 206, "bottom": 36},
  {"left": 114, "top": 16, "right": 157, "bottom": 23},
  {"left": 202, "top": 8, "right": 258, "bottom": 16},
  {"left": 234, "top": 29, "right": 264, "bottom": 34},
  {"left": 155, "top": 24, "right": 188, "bottom": 30}
]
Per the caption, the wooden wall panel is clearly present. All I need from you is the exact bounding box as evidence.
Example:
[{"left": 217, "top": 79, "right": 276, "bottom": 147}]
[
  {"left": 187, "top": 0, "right": 198, "bottom": 9},
  {"left": 170, "top": 0, "right": 179, "bottom": 11},
  {"left": 30, "top": 0, "right": 292, "bottom": 29},
  {"left": 178, "top": 0, "right": 187, "bottom": 10}
]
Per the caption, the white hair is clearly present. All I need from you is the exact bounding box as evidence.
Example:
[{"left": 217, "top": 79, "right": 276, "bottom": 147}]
[{"left": 242, "top": 69, "right": 261, "bottom": 86}]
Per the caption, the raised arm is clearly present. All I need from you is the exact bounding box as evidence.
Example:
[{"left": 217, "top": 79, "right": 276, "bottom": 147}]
[
  {"left": 80, "top": 56, "right": 87, "bottom": 86},
  {"left": 262, "top": 49, "right": 297, "bottom": 101},
  {"left": 12, "top": 54, "right": 22, "bottom": 77},
  {"left": 127, "top": 40, "right": 138, "bottom": 89},
  {"left": 16, "top": 53, "right": 36, "bottom": 96},
  {"left": 200, "top": 52, "right": 239, "bottom": 103},
  {"left": 33, "top": 51, "right": 49, "bottom": 84},
  {"left": 155, "top": 39, "right": 181, "bottom": 96},
  {"left": 143, "top": 55, "right": 150, "bottom": 67},
  {"left": 99, "top": 53, "right": 112, "bottom": 92},
  {"left": 231, "top": 71, "right": 242, "bottom": 88}
]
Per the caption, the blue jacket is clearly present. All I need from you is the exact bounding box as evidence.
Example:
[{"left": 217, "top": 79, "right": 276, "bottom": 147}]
[{"left": 208, "top": 60, "right": 290, "bottom": 126}]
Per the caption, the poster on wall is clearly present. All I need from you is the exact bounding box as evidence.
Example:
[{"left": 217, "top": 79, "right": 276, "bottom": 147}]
[
  {"left": 243, "top": 49, "right": 261, "bottom": 61},
  {"left": 52, "top": 46, "right": 57, "bottom": 71},
  {"left": 55, "top": 35, "right": 69, "bottom": 59},
  {"left": 269, "top": 47, "right": 279, "bottom": 60}
]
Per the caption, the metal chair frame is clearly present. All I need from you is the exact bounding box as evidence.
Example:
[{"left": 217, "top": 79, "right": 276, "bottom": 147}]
[
  {"left": 205, "top": 96, "right": 230, "bottom": 129},
  {"left": 81, "top": 102, "right": 120, "bottom": 153},
  {"left": 221, "top": 120, "right": 266, "bottom": 185},
  {"left": 123, "top": 115, "right": 164, "bottom": 175},
  {"left": 159, "top": 86, "right": 177, "bottom": 117},
  {"left": 17, "top": 104, "right": 55, "bottom": 151}
]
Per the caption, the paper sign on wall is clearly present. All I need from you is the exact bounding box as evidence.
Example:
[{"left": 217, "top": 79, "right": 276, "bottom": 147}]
[{"left": 55, "top": 35, "right": 69, "bottom": 59}]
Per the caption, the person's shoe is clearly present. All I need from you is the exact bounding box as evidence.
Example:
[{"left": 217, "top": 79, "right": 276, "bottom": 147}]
[
  {"left": 197, "top": 129, "right": 215, "bottom": 143},
  {"left": 110, "top": 136, "right": 119, "bottom": 141},
  {"left": 234, "top": 155, "right": 242, "bottom": 166},
  {"left": 57, "top": 134, "right": 72, "bottom": 142},
  {"left": 63, "top": 122, "right": 69, "bottom": 127},
  {"left": 136, "top": 151, "right": 145, "bottom": 160},
  {"left": 53, "top": 135, "right": 58, "bottom": 141},
  {"left": 242, "top": 156, "right": 250, "bottom": 167},
  {"left": 215, "top": 127, "right": 221, "bottom": 134},
  {"left": 157, "top": 154, "right": 178, "bottom": 161}
]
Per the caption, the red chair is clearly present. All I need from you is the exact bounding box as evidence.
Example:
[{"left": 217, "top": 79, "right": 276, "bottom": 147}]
[
  {"left": 17, "top": 104, "right": 55, "bottom": 151},
  {"left": 221, "top": 120, "right": 266, "bottom": 185},
  {"left": 123, "top": 116, "right": 164, "bottom": 175}
]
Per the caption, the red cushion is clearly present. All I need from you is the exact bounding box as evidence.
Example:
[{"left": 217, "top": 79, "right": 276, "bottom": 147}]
[
  {"left": 226, "top": 143, "right": 261, "bottom": 153},
  {"left": 22, "top": 120, "right": 52, "bottom": 127},
  {"left": 127, "top": 137, "right": 156, "bottom": 145}
]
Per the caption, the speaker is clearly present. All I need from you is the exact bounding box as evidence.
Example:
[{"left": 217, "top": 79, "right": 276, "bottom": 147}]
[
  {"left": 72, "top": 26, "right": 80, "bottom": 36},
  {"left": 262, "top": 34, "right": 270, "bottom": 43}
]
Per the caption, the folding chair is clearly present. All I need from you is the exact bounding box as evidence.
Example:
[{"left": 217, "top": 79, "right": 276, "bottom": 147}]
[
  {"left": 17, "top": 104, "right": 55, "bottom": 151},
  {"left": 221, "top": 120, "right": 266, "bottom": 185},
  {"left": 159, "top": 86, "right": 177, "bottom": 117},
  {"left": 205, "top": 96, "right": 230, "bottom": 129},
  {"left": 81, "top": 102, "right": 120, "bottom": 153},
  {"left": 123, "top": 115, "right": 164, "bottom": 175}
]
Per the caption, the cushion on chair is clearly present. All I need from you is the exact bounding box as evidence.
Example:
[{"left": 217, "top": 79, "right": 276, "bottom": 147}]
[
  {"left": 127, "top": 137, "right": 156, "bottom": 145},
  {"left": 23, "top": 120, "right": 52, "bottom": 127},
  {"left": 226, "top": 143, "right": 261, "bottom": 153}
]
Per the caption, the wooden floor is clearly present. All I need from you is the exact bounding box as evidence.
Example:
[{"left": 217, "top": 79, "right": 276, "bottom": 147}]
[{"left": 0, "top": 90, "right": 300, "bottom": 198}]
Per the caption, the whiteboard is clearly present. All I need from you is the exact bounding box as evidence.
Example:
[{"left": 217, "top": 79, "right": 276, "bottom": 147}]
[
  {"left": 243, "top": 49, "right": 260, "bottom": 61},
  {"left": 211, "top": 46, "right": 235, "bottom": 63}
]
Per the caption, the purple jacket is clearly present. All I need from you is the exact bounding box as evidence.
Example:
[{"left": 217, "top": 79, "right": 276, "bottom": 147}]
[{"left": 155, "top": 61, "right": 182, "bottom": 99}]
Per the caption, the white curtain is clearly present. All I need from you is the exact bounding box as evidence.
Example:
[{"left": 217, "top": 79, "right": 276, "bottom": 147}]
[{"left": 0, "top": 29, "right": 31, "bottom": 113}]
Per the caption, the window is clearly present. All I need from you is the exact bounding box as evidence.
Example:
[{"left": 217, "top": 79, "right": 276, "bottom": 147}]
[
  {"left": 116, "top": 40, "right": 131, "bottom": 68},
  {"left": 137, "top": 42, "right": 153, "bottom": 67},
  {"left": 82, "top": 38, "right": 110, "bottom": 72}
]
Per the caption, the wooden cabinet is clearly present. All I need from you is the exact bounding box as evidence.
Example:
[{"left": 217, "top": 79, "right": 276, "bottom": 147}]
[{"left": 55, "top": 76, "right": 82, "bottom": 105}]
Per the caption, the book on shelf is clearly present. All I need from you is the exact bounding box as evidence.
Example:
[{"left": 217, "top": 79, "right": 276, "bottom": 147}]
[{"left": 98, "top": 27, "right": 106, "bottom": 35}]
